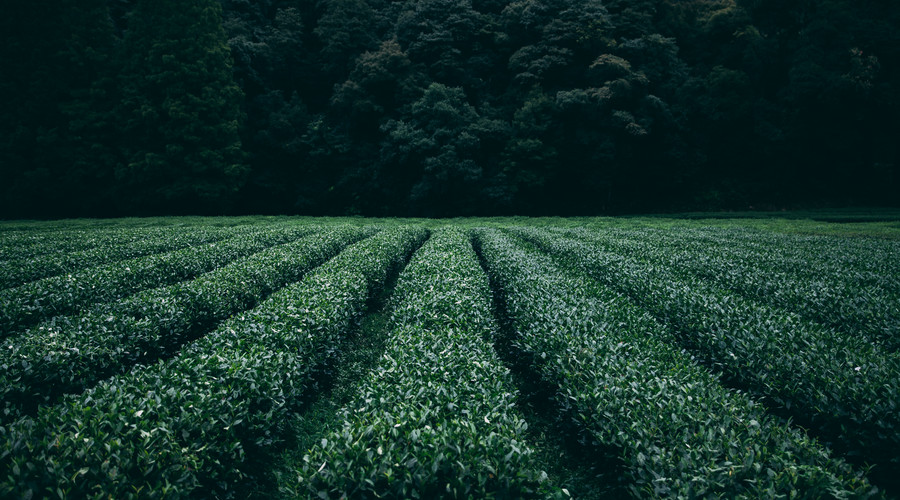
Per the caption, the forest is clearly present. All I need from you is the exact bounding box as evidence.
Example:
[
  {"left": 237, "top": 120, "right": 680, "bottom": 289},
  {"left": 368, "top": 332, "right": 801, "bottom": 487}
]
[{"left": 1, "top": 0, "right": 898, "bottom": 218}]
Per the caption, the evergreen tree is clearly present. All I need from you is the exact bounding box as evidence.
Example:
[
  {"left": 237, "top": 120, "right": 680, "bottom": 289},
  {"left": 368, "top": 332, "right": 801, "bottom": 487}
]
[
  {"left": 58, "top": 0, "right": 120, "bottom": 216},
  {"left": 115, "top": 0, "right": 247, "bottom": 214}
]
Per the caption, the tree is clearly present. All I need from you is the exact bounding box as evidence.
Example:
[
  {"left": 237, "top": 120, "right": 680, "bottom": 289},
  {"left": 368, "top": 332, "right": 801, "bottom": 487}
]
[
  {"left": 499, "top": 90, "right": 559, "bottom": 213},
  {"left": 501, "top": 0, "right": 610, "bottom": 90},
  {"left": 115, "top": 0, "right": 247, "bottom": 214},
  {"left": 396, "top": 0, "right": 486, "bottom": 88},
  {"left": 219, "top": 3, "right": 311, "bottom": 213},
  {"left": 319, "top": 39, "right": 428, "bottom": 214},
  {"left": 0, "top": 0, "right": 118, "bottom": 218},
  {"left": 314, "top": 0, "right": 379, "bottom": 83},
  {"left": 380, "top": 83, "right": 505, "bottom": 215}
]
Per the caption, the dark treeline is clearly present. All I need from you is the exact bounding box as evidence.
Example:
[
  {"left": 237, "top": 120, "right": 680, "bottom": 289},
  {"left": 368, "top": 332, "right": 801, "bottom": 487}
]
[{"left": 1, "top": 0, "right": 898, "bottom": 217}]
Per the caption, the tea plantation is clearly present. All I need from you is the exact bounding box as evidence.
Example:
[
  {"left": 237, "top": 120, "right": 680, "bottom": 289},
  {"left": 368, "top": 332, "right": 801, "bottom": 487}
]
[{"left": 0, "top": 216, "right": 897, "bottom": 498}]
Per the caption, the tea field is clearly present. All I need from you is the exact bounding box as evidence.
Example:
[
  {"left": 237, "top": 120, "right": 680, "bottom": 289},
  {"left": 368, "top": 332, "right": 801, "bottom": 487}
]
[{"left": 0, "top": 215, "right": 898, "bottom": 498}]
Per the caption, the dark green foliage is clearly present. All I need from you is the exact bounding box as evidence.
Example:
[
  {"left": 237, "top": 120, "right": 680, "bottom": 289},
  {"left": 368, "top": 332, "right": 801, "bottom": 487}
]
[
  {"left": 0, "top": 225, "right": 314, "bottom": 336},
  {"left": 380, "top": 83, "right": 507, "bottom": 216},
  {"left": 315, "top": 0, "right": 380, "bottom": 81},
  {"left": 0, "top": 226, "right": 229, "bottom": 290},
  {"left": 0, "top": 0, "right": 118, "bottom": 218},
  {"left": 476, "top": 227, "right": 879, "bottom": 497},
  {"left": 300, "top": 229, "right": 547, "bottom": 497},
  {"left": 0, "top": 226, "right": 425, "bottom": 499},
  {"left": 114, "top": 0, "right": 247, "bottom": 214},
  {"left": 553, "top": 225, "right": 900, "bottom": 350},
  {"left": 1, "top": 0, "right": 899, "bottom": 217},
  {"left": 0, "top": 227, "right": 370, "bottom": 424},
  {"left": 513, "top": 225, "right": 900, "bottom": 490},
  {"left": 0, "top": 217, "right": 895, "bottom": 496}
]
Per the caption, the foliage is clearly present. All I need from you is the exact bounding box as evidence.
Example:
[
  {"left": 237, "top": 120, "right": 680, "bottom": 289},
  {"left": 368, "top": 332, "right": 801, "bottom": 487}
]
[
  {"left": 0, "top": 225, "right": 314, "bottom": 337},
  {"left": 0, "top": 227, "right": 370, "bottom": 424},
  {"left": 113, "top": 0, "right": 248, "bottom": 214},
  {"left": 512, "top": 224, "right": 900, "bottom": 489},
  {"left": 0, "top": 217, "right": 897, "bottom": 496},
  {"left": 0, "top": 226, "right": 229, "bottom": 290},
  {"left": 475, "top": 227, "right": 878, "bottom": 497},
  {"left": 551, "top": 224, "right": 900, "bottom": 349},
  {"left": 0, "top": 226, "right": 425, "bottom": 499},
  {"left": 2, "top": 0, "right": 899, "bottom": 217},
  {"left": 300, "top": 228, "right": 546, "bottom": 497}
]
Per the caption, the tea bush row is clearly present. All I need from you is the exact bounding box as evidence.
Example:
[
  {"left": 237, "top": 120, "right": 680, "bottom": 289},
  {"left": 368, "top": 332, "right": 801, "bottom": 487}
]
[
  {"left": 0, "top": 226, "right": 370, "bottom": 424},
  {"left": 0, "top": 226, "right": 232, "bottom": 290},
  {"left": 662, "top": 226, "right": 900, "bottom": 285},
  {"left": 300, "top": 229, "right": 546, "bottom": 498},
  {"left": 0, "top": 226, "right": 316, "bottom": 337},
  {"left": 476, "top": 228, "right": 877, "bottom": 498},
  {"left": 0, "top": 227, "right": 424, "bottom": 499},
  {"left": 0, "top": 227, "right": 181, "bottom": 261},
  {"left": 513, "top": 226, "right": 900, "bottom": 487},
  {"left": 553, "top": 226, "right": 900, "bottom": 349},
  {"left": 550, "top": 225, "right": 900, "bottom": 292}
]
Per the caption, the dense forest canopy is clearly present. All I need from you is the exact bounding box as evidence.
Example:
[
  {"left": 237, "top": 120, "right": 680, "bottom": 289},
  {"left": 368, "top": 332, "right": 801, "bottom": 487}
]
[{"left": 1, "top": 0, "right": 898, "bottom": 217}]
